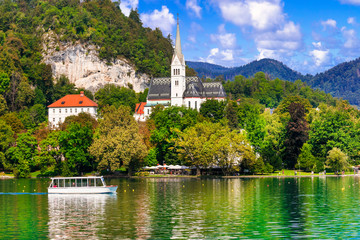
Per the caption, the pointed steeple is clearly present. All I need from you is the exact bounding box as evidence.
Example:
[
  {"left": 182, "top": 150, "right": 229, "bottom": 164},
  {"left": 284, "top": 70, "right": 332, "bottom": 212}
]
[{"left": 173, "top": 14, "right": 184, "bottom": 64}]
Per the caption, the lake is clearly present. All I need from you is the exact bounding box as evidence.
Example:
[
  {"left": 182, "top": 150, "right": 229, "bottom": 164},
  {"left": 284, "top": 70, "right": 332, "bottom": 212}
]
[{"left": 1, "top": 176, "right": 360, "bottom": 239}]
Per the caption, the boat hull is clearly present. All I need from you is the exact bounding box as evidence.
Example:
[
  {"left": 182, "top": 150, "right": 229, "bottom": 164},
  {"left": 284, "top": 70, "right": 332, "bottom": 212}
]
[{"left": 48, "top": 186, "right": 117, "bottom": 194}]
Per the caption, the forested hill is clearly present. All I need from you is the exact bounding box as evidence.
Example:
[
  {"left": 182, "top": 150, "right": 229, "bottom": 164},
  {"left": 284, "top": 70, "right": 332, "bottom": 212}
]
[
  {"left": 187, "top": 59, "right": 310, "bottom": 82},
  {"left": 188, "top": 58, "right": 360, "bottom": 106},
  {"left": 309, "top": 58, "right": 360, "bottom": 106}
]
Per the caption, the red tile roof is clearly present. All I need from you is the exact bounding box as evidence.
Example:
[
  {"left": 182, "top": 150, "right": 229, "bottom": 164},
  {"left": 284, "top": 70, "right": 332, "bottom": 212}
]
[
  {"left": 135, "top": 102, "right": 146, "bottom": 115},
  {"left": 48, "top": 92, "right": 98, "bottom": 108}
]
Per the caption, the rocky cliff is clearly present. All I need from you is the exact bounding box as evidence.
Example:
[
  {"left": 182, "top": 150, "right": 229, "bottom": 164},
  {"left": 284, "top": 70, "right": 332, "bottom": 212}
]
[{"left": 42, "top": 43, "right": 150, "bottom": 93}]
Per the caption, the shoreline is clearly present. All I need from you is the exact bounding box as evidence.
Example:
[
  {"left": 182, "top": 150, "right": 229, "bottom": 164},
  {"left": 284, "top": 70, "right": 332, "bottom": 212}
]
[{"left": 1, "top": 174, "right": 359, "bottom": 180}]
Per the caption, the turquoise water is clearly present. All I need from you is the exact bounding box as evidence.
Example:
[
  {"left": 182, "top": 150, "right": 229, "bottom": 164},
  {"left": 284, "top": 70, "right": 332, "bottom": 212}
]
[{"left": 1, "top": 176, "right": 360, "bottom": 239}]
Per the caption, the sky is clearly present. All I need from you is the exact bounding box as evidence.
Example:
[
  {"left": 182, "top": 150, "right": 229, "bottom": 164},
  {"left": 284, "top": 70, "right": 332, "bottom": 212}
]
[{"left": 118, "top": 0, "right": 360, "bottom": 75}]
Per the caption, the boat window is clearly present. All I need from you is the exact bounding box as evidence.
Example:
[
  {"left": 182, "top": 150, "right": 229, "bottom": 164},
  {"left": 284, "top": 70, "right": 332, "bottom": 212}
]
[
  {"left": 81, "top": 179, "right": 87, "bottom": 187},
  {"left": 88, "top": 179, "right": 95, "bottom": 187},
  {"left": 96, "top": 178, "right": 103, "bottom": 187}
]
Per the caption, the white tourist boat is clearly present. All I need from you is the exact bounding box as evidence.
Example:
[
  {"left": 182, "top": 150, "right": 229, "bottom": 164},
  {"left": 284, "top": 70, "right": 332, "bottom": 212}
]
[{"left": 48, "top": 176, "right": 117, "bottom": 194}]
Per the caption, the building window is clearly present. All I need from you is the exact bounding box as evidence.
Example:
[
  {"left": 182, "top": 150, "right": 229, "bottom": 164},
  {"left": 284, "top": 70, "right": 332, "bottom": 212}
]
[
  {"left": 81, "top": 108, "right": 83, "bottom": 112},
  {"left": 75, "top": 108, "right": 77, "bottom": 113},
  {"left": 176, "top": 93, "right": 178, "bottom": 97},
  {"left": 148, "top": 109, "right": 150, "bottom": 114},
  {"left": 70, "top": 108, "right": 72, "bottom": 113},
  {"left": 53, "top": 109, "right": 55, "bottom": 113},
  {"left": 65, "top": 108, "right": 67, "bottom": 113},
  {"left": 87, "top": 108, "right": 89, "bottom": 112},
  {"left": 53, "top": 118, "right": 55, "bottom": 122},
  {"left": 59, "top": 117, "right": 61, "bottom": 122},
  {"left": 59, "top": 109, "right": 61, "bottom": 113},
  {"left": 188, "top": 101, "right": 191, "bottom": 108},
  {"left": 175, "top": 80, "right": 178, "bottom": 86},
  {"left": 173, "top": 69, "right": 176, "bottom": 75},
  {"left": 195, "top": 101, "right": 197, "bottom": 110}
]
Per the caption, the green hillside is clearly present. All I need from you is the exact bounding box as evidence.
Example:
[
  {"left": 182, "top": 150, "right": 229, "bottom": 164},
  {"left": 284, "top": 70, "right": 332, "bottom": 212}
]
[
  {"left": 309, "top": 58, "right": 360, "bottom": 105},
  {"left": 189, "top": 58, "right": 360, "bottom": 106},
  {"left": 0, "top": 0, "right": 173, "bottom": 108},
  {"left": 187, "top": 59, "right": 311, "bottom": 82}
]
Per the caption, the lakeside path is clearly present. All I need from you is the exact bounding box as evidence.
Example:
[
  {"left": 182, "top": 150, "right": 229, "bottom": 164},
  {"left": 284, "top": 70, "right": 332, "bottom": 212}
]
[{"left": 129, "top": 174, "right": 360, "bottom": 179}]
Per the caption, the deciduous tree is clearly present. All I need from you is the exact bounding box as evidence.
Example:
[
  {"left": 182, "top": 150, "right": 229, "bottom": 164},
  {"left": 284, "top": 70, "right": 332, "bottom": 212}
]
[{"left": 89, "top": 106, "right": 147, "bottom": 174}]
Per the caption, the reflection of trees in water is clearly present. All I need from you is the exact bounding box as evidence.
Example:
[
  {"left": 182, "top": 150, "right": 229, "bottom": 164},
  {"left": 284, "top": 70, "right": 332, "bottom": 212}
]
[{"left": 48, "top": 194, "right": 116, "bottom": 239}]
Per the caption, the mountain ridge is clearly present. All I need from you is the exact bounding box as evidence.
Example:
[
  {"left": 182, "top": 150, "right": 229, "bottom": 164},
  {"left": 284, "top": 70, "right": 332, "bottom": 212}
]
[{"left": 187, "top": 58, "right": 360, "bottom": 106}]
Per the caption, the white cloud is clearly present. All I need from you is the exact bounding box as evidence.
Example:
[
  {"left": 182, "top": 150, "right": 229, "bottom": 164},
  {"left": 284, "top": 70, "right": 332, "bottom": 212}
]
[
  {"left": 310, "top": 49, "right": 331, "bottom": 67},
  {"left": 255, "top": 22, "right": 302, "bottom": 51},
  {"left": 321, "top": 19, "right": 337, "bottom": 29},
  {"left": 141, "top": 6, "right": 176, "bottom": 35},
  {"left": 210, "top": 24, "right": 237, "bottom": 49},
  {"left": 221, "top": 49, "right": 234, "bottom": 61},
  {"left": 217, "top": 0, "right": 284, "bottom": 31},
  {"left": 119, "top": 0, "right": 139, "bottom": 17},
  {"left": 312, "top": 42, "right": 322, "bottom": 48},
  {"left": 339, "top": 0, "right": 360, "bottom": 5},
  {"left": 348, "top": 17, "right": 356, "bottom": 25},
  {"left": 214, "top": 0, "right": 302, "bottom": 60},
  {"left": 203, "top": 48, "right": 234, "bottom": 63},
  {"left": 186, "top": 0, "right": 202, "bottom": 18},
  {"left": 341, "top": 27, "right": 360, "bottom": 48}
]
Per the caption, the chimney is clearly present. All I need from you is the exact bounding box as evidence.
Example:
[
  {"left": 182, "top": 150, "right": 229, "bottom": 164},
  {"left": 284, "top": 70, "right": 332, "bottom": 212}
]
[{"left": 80, "top": 91, "right": 84, "bottom": 97}]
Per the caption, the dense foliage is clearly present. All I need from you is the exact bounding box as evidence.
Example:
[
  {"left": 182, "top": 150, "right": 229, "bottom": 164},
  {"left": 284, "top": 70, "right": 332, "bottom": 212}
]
[{"left": 223, "top": 72, "right": 336, "bottom": 108}]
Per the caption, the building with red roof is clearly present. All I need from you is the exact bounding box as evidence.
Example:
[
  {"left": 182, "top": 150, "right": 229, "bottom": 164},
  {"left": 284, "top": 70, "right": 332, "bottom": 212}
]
[
  {"left": 134, "top": 102, "right": 146, "bottom": 121},
  {"left": 48, "top": 91, "right": 98, "bottom": 128}
]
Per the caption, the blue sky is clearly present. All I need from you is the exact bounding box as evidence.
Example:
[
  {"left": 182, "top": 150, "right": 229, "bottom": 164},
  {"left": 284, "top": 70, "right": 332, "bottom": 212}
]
[{"left": 119, "top": 0, "right": 360, "bottom": 74}]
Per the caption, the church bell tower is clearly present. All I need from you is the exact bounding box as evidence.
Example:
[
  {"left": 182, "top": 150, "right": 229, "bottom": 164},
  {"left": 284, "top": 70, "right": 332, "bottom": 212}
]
[{"left": 171, "top": 16, "right": 186, "bottom": 106}]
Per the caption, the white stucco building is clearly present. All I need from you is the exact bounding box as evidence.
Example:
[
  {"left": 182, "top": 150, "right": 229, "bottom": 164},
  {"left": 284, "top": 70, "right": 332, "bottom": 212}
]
[
  {"left": 48, "top": 91, "right": 98, "bottom": 128},
  {"left": 134, "top": 18, "right": 226, "bottom": 121}
]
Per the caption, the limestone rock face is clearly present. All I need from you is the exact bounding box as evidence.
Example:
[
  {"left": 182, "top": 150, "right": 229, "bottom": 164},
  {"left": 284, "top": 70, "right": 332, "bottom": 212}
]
[{"left": 42, "top": 44, "right": 149, "bottom": 93}]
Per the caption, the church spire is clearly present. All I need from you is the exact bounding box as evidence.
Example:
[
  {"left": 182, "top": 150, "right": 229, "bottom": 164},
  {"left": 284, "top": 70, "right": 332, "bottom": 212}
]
[
  {"left": 173, "top": 14, "right": 184, "bottom": 64},
  {"left": 175, "top": 14, "right": 182, "bottom": 57}
]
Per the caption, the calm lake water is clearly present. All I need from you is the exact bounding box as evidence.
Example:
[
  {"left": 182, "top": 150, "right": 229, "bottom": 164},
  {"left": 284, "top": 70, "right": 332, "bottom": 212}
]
[{"left": 1, "top": 176, "right": 360, "bottom": 239}]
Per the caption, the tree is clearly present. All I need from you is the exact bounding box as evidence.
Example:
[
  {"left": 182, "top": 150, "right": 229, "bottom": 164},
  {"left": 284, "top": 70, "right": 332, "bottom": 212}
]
[
  {"left": 213, "top": 128, "right": 256, "bottom": 175},
  {"left": 283, "top": 102, "right": 309, "bottom": 168},
  {"left": 0, "top": 120, "right": 14, "bottom": 169},
  {"left": 237, "top": 99, "right": 266, "bottom": 150},
  {"left": 308, "top": 103, "right": 360, "bottom": 167},
  {"left": 150, "top": 106, "right": 199, "bottom": 165},
  {"left": 95, "top": 84, "right": 138, "bottom": 112},
  {"left": 89, "top": 106, "right": 147, "bottom": 174},
  {"left": 176, "top": 121, "right": 220, "bottom": 175},
  {"left": 261, "top": 111, "right": 285, "bottom": 170},
  {"left": 296, "top": 143, "right": 317, "bottom": 171},
  {"left": 225, "top": 100, "right": 238, "bottom": 129},
  {"left": 200, "top": 99, "right": 225, "bottom": 122},
  {"left": 0, "top": 95, "right": 8, "bottom": 116},
  {"left": 5, "top": 132, "right": 38, "bottom": 177},
  {"left": 60, "top": 112, "right": 98, "bottom": 131},
  {"left": 37, "top": 131, "right": 62, "bottom": 176},
  {"left": 0, "top": 72, "right": 10, "bottom": 94},
  {"left": 52, "top": 75, "right": 76, "bottom": 101},
  {"left": 326, "top": 147, "right": 350, "bottom": 173},
  {"left": 1, "top": 112, "right": 24, "bottom": 133},
  {"left": 59, "top": 122, "right": 94, "bottom": 176},
  {"left": 144, "top": 148, "right": 158, "bottom": 166}
]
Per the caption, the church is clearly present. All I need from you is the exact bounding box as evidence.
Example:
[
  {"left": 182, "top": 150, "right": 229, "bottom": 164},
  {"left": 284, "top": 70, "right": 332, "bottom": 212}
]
[{"left": 134, "top": 18, "right": 226, "bottom": 121}]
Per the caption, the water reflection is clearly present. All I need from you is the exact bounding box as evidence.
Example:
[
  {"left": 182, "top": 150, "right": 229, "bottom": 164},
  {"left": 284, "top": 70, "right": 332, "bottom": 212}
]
[{"left": 48, "top": 194, "right": 117, "bottom": 239}]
